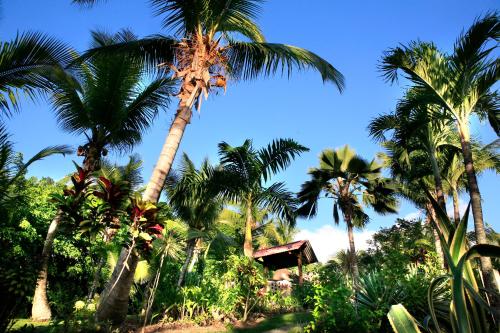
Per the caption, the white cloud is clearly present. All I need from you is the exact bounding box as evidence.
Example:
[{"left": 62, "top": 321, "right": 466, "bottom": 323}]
[
  {"left": 404, "top": 210, "right": 422, "bottom": 220},
  {"left": 294, "top": 225, "right": 375, "bottom": 263}
]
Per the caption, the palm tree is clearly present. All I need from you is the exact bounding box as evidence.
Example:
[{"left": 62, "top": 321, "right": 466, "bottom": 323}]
[
  {"left": 218, "top": 138, "right": 307, "bottom": 257},
  {"left": 163, "top": 153, "right": 224, "bottom": 287},
  {"left": 442, "top": 143, "right": 499, "bottom": 224},
  {"left": 380, "top": 13, "right": 499, "bottom": 296},
  {"left": 255, "top": 218, "right": 297, "bottom": 249},
  {"left": 0, "top": 125, "right": 69, "bottom": 331},
  {"left": 81, "top": 2, "right": 344, "bottom": 320},
  {"left": 368, "top": 88, "right": 459, "bottom": 213},
  {"left": 0, "top": 32, "right": 71, "bottom": 114},
  {"left": 377, "top": 143, "right": 447, "bottom": 268},
  {"left": 31, "top": 31, "right": 174, "bottom": 321},
  {"left": 79, "top": 0, "right": 344, "bottom": 203},
  {"left": 297, "top": 145, "right": 398, "bottom": 283}
]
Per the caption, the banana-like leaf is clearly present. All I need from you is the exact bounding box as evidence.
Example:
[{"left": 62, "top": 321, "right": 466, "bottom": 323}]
[
  {"left": 387, "top": 304, "right": 422, "bottom": 333},
  {"left": 453, "top": 244, "right": 500, "bottom": 333},
  {"left": 428, "top": 274, "right": 449, "bottom": 332}
]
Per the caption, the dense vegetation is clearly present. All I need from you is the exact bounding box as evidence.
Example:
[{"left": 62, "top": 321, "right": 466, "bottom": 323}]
[{"left": 0, "top": 1, "right": 499, "bottom": 332}]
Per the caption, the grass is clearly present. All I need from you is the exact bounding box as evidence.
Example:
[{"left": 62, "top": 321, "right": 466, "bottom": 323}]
[
  {"left": 9, "top": 319, "right": 51, "bottom": 332},
  {"left": 229, "top": 312, "right": 312, "bottom": 333}
]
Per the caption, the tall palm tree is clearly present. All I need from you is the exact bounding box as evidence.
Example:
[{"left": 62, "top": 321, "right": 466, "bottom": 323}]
[
  {"left": 368, "top": 88, "right": 459, "bottom": 213},
  {"left": 218, "top": 138, "right": 307, "bottom": 257},
  {"left": 297, "top": 145, "right": 398, "bottom": 283},
  {"left": 380, "top": 13, "right": 499, "bottom": 296},
  {"left": 79, "top": 0, "right": 344, "bottom": 203},
  {"left": 81, "top": 2, "right": 344, "bottom": 321},
  {"left": 442, "top": 143, "right": 499, "bottom": 224},
  {"left": 31, "top": 32, "right": 174, "bottom": 321},
  {"left": 0, "top": 32, "right": 71, "bottom": 114},
  {"left": 0, "top": 125, "right": 70, "bottom": 331},
  {"left": 163, "top": 153, "right": 223, "bottom": 287},
  {"left": 377, "top": 143, "right": 447, "bottom": 267}
]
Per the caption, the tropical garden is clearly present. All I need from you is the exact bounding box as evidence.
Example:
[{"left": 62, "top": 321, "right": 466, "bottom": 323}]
[{"left": 0, "top": 1, "right": 499, "bottom": 332}]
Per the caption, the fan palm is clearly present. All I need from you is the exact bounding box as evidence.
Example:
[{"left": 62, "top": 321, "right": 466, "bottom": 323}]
[
  {"left": 218, "top": 138, "right": 307, "bottom": 257},
  {"left": 31, "top": 31, "right": 175, "bottom": 321},
  {"left": 297, "top": 145, "right": 398, "bottom": 283},
  {"left": 163, "top": 153, "right": 224, "bottom": 287},
  {"left": 0, "top": 32, "right": 71, "bottom": 114},
  {"left": 380, "top": 13, "right": 499, "bottom": 296}
]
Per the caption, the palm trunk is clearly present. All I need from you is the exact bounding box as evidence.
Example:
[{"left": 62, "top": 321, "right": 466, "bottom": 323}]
[
  {"left": 187, "top": 238, "right": 202, "bottom": 273},
  {"left": 87, "top": 256, "right": 106, "bottom": 302},
  {"left": 346, "top": 218, "right": 359, "bottom": 284},
  {"left": 426, "top": 203, "right": 445, "bottom": 269},
  {"left": 98, "top": 82, "right": 201, "bottom": 323},
  {"left": 452, "top": 187, "right": 460, "bottom": 224},
  {"left": 31, "top": 211, "right": 63, "bottom": 321},
  {"left": 142, "top": 248, "right": 168, "bottom": 331},
  {"left": 458, "top": 126, "right": 499, "bottom": 309},
  {"left": 95, "top": 247, "right": 139, "bottom": 324},
  {"left": 244, "top": 203, "right": 254, "bottom": 257},
  {"left": 31, "top": 145, "right": 100, "bottom": 320},
  {"left": 177, "top": 238, "right": 196, "bottom": 287},
  {"left": 429, "top": 146, "right": 447, "bottom": 213}
]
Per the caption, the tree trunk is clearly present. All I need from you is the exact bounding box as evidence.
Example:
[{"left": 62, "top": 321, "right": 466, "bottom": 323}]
[
  {"left": 346, "top": 219, "right": 359, "bottom": 284},
  {"left": 142, "top": 248, "right": 168, "bottom": 330},
  {"left": 32, "top": 145, "right": 101, "bottom": 320},
  {"left": 244, "top": 203, "right": 254, "bottom": 257},
  {"left": 458, "top": 127, "right": 499, "bottom": 310},
  {"left": 452, "top": 187, "right": 460, "bottom": 225},
  {"left": 429, "top": 146, "right": 447, "bottom": 213},
  {"left": 87, "top": 256, "right": 106, "bottom": 302},
  {"left": 95, "top": 247, "right": 139, "bottom": 324},
  {"left": 426, "top": 203, "right": 445, "bottom": 269},
  {"left": 187, "top": 238, "right": 202, "bottom": 273},
  {"left": 97, "top": 81, "right": 200, "bottom": 322},
  {"left": 31, "top": 211, "right": 63, "bottom": 321},
  {"left": 177, "top": 238, "right": 196, "bottom": 287},
  {"left": 142, "top": 107, "right": 192, "bottom": 202}
]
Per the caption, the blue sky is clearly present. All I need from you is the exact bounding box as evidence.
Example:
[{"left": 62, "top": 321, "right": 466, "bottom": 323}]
[{"left": 1, "top": 0, "right": 498, "bottom": 258}]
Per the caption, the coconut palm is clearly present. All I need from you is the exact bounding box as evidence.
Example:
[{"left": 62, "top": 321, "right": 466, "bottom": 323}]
[
  {"left": 0, "top": 125, "right": 70, "bottom": 331},
  {"left": 0, "top": 32, "right": 71, "bottom": 114},
  {"left": 380, "top": 13, "right": 499, "bottom": 296},
  {"left": 255, "top": 218, "right": 297, "bottom": 249},
  {"left": 163, "top": 153, "right": 224, "bottom": 287},
  {"left": 218, "top": 138, "right": 307, "bottom": 257},
  {"left": 79, "top": 0, "right": 344, "bottom": 204},
  {"left": 297, "top": 145, "right": 398, "bottom": 283},
  {"left": 31, "top": 31, "right": 175, "bottom": 321},
  {"left": 82, "top": 2, "right": 343, "bottom": 321}
]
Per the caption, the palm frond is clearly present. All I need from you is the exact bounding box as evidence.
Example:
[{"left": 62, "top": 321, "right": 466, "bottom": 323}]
[
  {"left": 258, "top": 138, "right": 308, "bottom": 182},
  {"left": 0, "top": 32, "right": 72, "bottom": 114},
  {"left": 226, "top": 41, "right": 345, "bottom": 91}
]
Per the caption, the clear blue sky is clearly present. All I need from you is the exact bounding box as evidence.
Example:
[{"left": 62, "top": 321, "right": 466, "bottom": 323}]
[{"left": 1, "top": 0, "right": 498, "bottom": 236}]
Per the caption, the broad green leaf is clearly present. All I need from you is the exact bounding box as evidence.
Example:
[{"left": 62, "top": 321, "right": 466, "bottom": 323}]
[{"left": 387, "top": 304, "right": 422, "bottom": 333}]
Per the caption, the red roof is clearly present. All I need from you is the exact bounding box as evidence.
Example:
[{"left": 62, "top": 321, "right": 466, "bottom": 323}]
[
  {"left": 253, "top": 240, "right": 318, "bottom": 270},
  {"left": 253, "top": 240, "right": 307, "bottom": 258}
]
